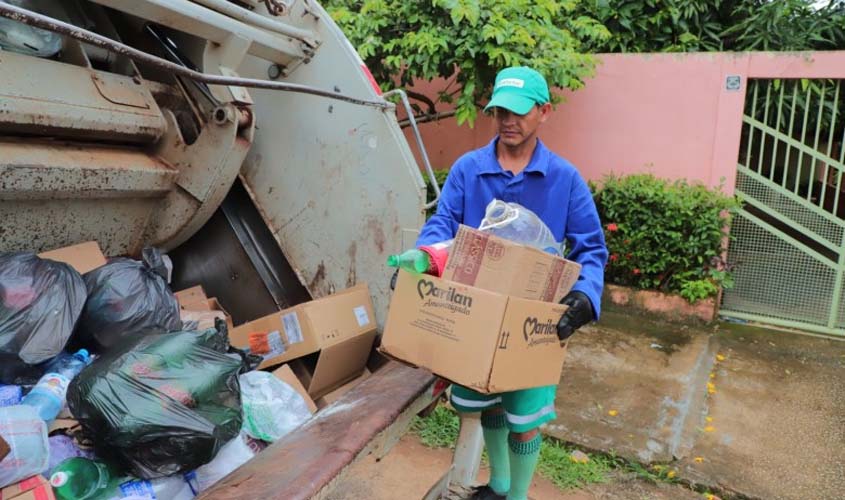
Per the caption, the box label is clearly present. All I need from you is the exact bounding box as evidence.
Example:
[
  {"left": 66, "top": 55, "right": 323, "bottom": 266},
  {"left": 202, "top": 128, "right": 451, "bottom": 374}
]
[
  {"left": 265, "top": 331, "right": 286, "bottom": 358},
  {"left": 416, "top": 278, "right": 474, "bottom": 314},
  {"left": 353, "top": 306, "right": 370, "bottom": 327},
  {"left": 281, "top": 312, "right": 303, "bottom": 344},
  {"left": 447, "top": 230, "right": 488, "bottom": 285},
  {"left": 119, "top": 478, "right": 156, "bottom": 499}
]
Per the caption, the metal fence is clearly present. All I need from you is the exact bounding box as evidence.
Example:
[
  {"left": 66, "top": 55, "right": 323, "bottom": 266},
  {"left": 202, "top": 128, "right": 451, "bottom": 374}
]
[{"left": 722, "top": 78, "right": 845, "bottom": 337}]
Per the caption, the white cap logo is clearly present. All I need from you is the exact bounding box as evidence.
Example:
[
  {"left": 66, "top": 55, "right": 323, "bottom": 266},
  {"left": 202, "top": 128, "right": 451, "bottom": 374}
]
[{"left": 497, "top": 78, "right": 525, "bottom": 89}]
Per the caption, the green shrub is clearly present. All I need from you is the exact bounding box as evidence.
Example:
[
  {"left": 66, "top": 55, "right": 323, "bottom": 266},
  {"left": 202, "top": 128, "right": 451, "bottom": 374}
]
[
  {"left": 425, "top": 168, "right": 451, "bottom": 219},
  {"left": 593, "top": 174, "right": 740, "bottom": 303}
]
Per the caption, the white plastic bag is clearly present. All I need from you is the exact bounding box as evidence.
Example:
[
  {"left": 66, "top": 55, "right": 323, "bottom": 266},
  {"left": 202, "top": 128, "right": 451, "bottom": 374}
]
[
  {"left": 239, "top": 371, "right": 311, "bottom": 442},
  {"left": 0, "top": 405, "right": 49, "bottom": 487},
  {"left": 184, "top": 433, "right": 256, "bottom": 494}
]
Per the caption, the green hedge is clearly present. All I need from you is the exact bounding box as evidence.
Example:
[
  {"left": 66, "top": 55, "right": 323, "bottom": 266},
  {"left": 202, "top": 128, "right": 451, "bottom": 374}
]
[{"left": 592, "top": 174, "right": 740, "bottom": 303}]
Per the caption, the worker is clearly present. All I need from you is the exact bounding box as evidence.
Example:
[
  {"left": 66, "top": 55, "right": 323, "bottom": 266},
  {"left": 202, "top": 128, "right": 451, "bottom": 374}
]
[{"left": 415, "top": 66, "right": 608, "bottom": 500}]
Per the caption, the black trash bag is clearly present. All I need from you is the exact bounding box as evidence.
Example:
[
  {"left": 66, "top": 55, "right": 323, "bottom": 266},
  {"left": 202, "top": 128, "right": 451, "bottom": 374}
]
[
  {"left": 74, "top": 247, "right": 181, "bottom": 353},
  {"left": 67, "top": 320, "right": 244, "bottom": 478},
  {"left": 0, "top": 252, "right": 86, "bottom": 384}
]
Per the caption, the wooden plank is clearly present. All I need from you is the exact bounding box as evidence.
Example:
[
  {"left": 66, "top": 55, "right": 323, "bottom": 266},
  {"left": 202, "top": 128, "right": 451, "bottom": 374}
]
[{"left": 199, "top": 362, "right": 436, "bottom": 500}]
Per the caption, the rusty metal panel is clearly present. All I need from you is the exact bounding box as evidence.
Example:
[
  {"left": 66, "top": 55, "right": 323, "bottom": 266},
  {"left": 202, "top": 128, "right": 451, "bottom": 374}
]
[
  {"left": 0, "top": 50, "right": 166, "bottom": 143},
  {"left": 236, "top": 2, "right": 426, "bottom": 326},
  {"left": 0, "top": 139, "right": 176, "bottom": 200}
]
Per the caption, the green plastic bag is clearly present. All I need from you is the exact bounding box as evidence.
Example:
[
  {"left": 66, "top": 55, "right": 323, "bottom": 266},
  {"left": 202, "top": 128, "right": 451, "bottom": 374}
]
[{"left": 67, "top": 321, "right": 246, "bottom": 478}]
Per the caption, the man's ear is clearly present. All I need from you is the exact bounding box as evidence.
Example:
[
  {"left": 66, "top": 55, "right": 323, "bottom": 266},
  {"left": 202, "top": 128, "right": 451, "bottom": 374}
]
[{"left": 538, "top": 102, "right": 552, "bottom": 123}]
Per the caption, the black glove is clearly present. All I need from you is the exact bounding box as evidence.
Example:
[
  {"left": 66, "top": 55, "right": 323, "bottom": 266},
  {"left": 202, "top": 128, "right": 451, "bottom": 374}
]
[
  {"left": 557, "top": 291, "right": 593, "bottom": 341},
  {"left": 389, "top": 268, "right": 399, "bottom": 291}
]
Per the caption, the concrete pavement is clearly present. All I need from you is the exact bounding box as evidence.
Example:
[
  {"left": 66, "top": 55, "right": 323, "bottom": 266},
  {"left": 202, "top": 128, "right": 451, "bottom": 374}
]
[{"left": 545, "top": 308, "right": 845, "bottom": 500}]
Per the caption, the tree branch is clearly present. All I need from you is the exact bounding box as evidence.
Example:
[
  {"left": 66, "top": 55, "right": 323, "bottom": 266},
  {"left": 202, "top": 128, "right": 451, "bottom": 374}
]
[
  {"left": 398, "top": 109, "right": 457, "bottom": 128},
  {"left": 404, "top": 90, "right": 438, "bottom": 115}
]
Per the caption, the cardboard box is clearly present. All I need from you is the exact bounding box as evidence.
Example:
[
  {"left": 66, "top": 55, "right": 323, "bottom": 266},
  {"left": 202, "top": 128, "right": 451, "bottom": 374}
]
[
  {"left": 175, "top": 285, "right": 209, "bottom": 310},
  {"left": 0, "top": 435, "right": 8, "bottom": 461},
  {"left": 271, "top": 364, "right": 317, "bottom": 414},
  {"left": 315, "top": 369, "right": 371, "bottom": 409},
  {"left": 1, "top": 476, "right": 55, "bottom": 500},
  {"left": 443, "top": 225, "right": 581, "bottom": 303},
  {"left": 38, "top": 241, "right": 106, "bottom": 274},
  {"left": 229, "top": 284, "right": 378, "bottom": 397},
  {"left": 380, "top": 271, "right": 570, "bottom": 394}
]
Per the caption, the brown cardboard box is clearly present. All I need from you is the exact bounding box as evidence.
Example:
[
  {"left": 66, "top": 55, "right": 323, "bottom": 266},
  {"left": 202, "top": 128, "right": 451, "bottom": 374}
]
[
  {"left": 38, "top": 241, "right": 106, "bottom": 274},
  {"left": 230, "top": 284, "right": 378, "bottom": 397},
  {"left": 271, "top": 365, "right": 317, "bottom": 414},
  {"left": 443, "top": 225, "right": 581, "bottom": 303},
  {"left": 0, "top": 435, "right": 8, "bottom": 461},
  {"left": 380, "top": 271, "right": 570, "bottom": 394},
  {"left": 175, "top": 285, "right": 210, "bottom": 310},
  {"left": 315, "top": 369, "right": 371, "bottom": 409},
  {"left": 0, "top": 476, "right": 55, "bottom": 500}
]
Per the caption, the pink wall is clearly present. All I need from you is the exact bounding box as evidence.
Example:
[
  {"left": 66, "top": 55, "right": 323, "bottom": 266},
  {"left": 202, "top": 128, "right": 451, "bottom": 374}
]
[{"left": 403, "top": 51, "right": 845, "bottom": 195}]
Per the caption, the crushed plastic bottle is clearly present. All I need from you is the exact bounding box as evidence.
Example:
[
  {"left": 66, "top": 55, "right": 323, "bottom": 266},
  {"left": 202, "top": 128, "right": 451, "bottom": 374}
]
[
  {"left": 478, "top": 199, "right": 562, "bottom": 255},
  {"left": 21, "top": 349, "right": 90, "bottom": 424},
  {"left": 50, "top": 458, "right": 194, "bottom": 500}
]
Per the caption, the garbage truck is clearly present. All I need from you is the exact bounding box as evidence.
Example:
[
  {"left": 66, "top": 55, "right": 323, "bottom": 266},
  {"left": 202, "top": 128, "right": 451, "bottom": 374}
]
[{"left": 0, "top": 0, "right": 469, "bottom": 498}]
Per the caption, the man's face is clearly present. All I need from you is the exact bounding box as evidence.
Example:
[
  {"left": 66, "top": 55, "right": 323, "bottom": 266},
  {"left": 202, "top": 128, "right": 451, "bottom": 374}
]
[{"left": 493, "top": 103, "right": 551, "bottom": 148}]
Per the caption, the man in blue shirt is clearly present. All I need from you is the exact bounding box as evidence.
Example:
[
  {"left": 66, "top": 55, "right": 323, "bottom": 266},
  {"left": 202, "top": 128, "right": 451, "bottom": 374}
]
[{"left": 416, "top": 67, "right": 607, "bottom": 500}]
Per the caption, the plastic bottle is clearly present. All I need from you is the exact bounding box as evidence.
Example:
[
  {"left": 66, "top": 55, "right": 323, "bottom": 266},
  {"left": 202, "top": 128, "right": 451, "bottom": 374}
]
[
  {"left": 21, "top": 349, "right": 90, "bottom": 424},
  {"left": 0, "top": 405, "right": 49, "bottom": 488},
  {"left": 50, "top": 457, "right": 113, "bottom": 500},
  {"left": 478, "top": 199, "right": 562, "bottom": 255},
  {"left": 50, "top": 458, "right": 194, "bottom": 500},
  {"left": 386, "top": 249, "right": 431, "bottom": 274}
]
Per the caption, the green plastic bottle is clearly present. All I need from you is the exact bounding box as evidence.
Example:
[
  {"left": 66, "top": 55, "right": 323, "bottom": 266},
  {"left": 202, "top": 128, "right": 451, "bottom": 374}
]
[
  {"left": 50, "top": 457, "right": 114, "bottom": 500},
  {"left": 386, "top": 249, "right": 431, "bottom": 274}
]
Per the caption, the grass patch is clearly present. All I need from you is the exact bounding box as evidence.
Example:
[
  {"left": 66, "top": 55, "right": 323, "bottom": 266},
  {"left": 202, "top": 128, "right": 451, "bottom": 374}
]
[
  {"left": 537, "top": 439, "right": 611, "bottom": 489},
  {"left": 410, "top": 405, "right": 610, "bottom": 490},
  {"left": 411, "top": 405, "right": 461, "bottom": 449}
]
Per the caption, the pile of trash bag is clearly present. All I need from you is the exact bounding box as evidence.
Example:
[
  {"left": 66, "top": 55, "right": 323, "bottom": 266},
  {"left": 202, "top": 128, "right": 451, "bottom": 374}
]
[
  {"left": 67, "top": 320, "right": 246, "bottom": 478},
  {"left": 74, "top": 247, "right": 181, "bottom": 353},
  {"left": 0, "top": 253, "right": 86, "bottom": 384}
]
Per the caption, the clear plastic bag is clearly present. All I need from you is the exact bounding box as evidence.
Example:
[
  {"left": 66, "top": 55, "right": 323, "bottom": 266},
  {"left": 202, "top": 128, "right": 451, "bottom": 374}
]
[
  {"left": 0, "top": 405, "right": 49, "bottom": 487},
  {"left": 239, "top": 371, "right": 312, "bottom": 442},
  {"left": 479, "top": 199, "right": 562, "bottom": 255}
]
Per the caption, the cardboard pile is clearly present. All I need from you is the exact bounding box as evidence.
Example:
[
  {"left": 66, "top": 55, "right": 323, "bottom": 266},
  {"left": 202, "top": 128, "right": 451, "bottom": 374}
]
[
  {"left": 174, "top": 286, "right": 234, "bottom": 332},
  {"left": 380, "top": 225, "right": 581, "bottom": 394}
]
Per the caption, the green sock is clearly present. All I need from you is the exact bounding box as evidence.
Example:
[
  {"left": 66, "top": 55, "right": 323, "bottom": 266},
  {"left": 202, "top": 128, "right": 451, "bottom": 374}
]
[
  {"left": 481, "top": 412, "right": 510, "bottom": 495},
  {"left": 506, "top": 433, "right": 542, "bottom": 500}
]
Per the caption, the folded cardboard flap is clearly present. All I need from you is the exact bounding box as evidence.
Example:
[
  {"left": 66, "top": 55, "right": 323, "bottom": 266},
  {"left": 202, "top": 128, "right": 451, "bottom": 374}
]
[
  {"left": 38, "top": 241, "right": 107, "bottom": 275},
  {"left": 175, "top": 285, "right": 209, "bottom": 310},
  {"left": 271, "top": 364, "right": 317, "bottom": 414},
  {"left": 0, "top": 435, "right": 9, "bottom": 461},
  {"left": 307, "top": 330, "right": 376, "bottom": 399},
  {"left": 315, "top": 369, "right": 372, "bottom": 409},
  {"left": 443, "top": 225, "right": 581, "bottom": 303},
  {"left": 229, "top": 284, "right": 377, "bottom": 371}
]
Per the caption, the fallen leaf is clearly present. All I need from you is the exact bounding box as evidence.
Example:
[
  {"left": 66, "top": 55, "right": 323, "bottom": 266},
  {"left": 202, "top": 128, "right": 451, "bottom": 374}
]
[
  {"left": 569, "top": 450, "right": 590, "bottom": 464},
  {"left": 705, "top": 416, "right": 714, "bottom": 423},
  {"left": 716, "top": 354, "right": 725, "bottom": 362},
  {"left": 704, "top": 425, "right": 716, "bottom": 432},
  {"left": 694, "top": 457, "right": 704, "bottom": 463},
  {"left": 608, "top": 410, "right": 618, "bottom": 416}
]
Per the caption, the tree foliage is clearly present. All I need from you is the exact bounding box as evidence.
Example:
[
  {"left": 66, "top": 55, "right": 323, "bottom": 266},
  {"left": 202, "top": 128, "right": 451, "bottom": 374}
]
[
  {"left": 576, "top": 0, "right": 845, "bottom": 53},
  {"left": 325, "top": 0, "right": 610, "bottom": 125}
]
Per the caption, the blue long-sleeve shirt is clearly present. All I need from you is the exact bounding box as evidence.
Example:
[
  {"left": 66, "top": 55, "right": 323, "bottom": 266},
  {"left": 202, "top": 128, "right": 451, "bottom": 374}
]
[{"left": 417, "top": 138, "right": 608, "bottom": 318}]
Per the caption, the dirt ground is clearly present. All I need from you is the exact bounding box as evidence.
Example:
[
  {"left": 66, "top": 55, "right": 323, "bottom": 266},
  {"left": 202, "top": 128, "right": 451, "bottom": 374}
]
[{"left": 327, "top": 434, "right": 704, "bottom": 500}]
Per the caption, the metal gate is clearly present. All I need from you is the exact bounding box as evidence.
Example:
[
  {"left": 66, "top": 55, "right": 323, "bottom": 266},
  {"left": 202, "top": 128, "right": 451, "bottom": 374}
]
[{"left": 721, "top": 78, "right": 845, "bottom": 337}]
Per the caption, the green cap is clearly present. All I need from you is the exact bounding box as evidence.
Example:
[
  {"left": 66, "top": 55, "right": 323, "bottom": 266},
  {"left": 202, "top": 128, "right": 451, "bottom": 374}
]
[{"left": 484, "top": 66, "right": 550, "bottom": 115}]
